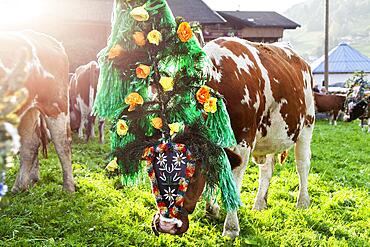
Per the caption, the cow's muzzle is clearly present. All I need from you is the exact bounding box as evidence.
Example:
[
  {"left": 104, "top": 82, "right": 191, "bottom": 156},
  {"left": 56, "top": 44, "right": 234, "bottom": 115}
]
[
  {"left": 343, "top": 114, "right": 351, "bottom": 122},
  {"left": 151, "top": 213, "right": 189, "bottom": 236}
]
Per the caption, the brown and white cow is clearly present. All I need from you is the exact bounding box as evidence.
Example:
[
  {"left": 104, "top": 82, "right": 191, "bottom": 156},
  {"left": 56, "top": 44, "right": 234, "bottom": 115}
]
[
  {"left": 153, "top": 37, "right": 315, "bottom": 237},
  {"left": 69, "top": 61, "right": 105, "bottom": 143},
  {"left": 314, "top": 92, "right": 346, "bottom": 125},
  {"left": 0, "top": 30, "right": 75, "bottom": 193}
]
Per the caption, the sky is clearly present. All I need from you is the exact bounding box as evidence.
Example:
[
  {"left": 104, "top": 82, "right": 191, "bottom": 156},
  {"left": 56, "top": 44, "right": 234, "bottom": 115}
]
[{"left": 202, "top": 0, "right": 306, "bottom": 13}]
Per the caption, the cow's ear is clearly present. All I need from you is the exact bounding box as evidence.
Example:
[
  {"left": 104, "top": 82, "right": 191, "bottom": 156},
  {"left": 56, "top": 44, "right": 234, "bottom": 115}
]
[{"left": 224, "top": 148, "right": 242, "bottom": 170}]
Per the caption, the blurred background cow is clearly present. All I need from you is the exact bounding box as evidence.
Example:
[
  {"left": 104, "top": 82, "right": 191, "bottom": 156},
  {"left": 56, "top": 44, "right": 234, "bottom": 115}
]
[
  {"left": 69, "top": 61, "right": 105, "bottom": 143},
  {"left": 313, "top": 92, "right": 346, "bottom": 125},
  {"left": 0, "top": 30, "right": 75, "bottom": 193}
]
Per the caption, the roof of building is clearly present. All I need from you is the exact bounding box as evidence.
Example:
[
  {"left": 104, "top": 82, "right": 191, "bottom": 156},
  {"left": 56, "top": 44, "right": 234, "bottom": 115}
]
[
  {"left": 48, "top": 0, "right": 114, "bottom": 23},
  {"left": 312, "top": 43, "right": 370, "bottom": 74},
  {"left": 167, "top": 0, "right": 226, "bottom": 24},
  {"left": 217, "top": 11, "right": 300, "bottom": 29},
  {"left": 48, "top": 0, "right": 225, "bottom": 24}
]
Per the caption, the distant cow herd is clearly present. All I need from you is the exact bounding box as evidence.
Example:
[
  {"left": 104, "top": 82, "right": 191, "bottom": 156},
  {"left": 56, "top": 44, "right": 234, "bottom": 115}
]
[{"left": 0, "top": 30, "right": 369, "bottom": 237}]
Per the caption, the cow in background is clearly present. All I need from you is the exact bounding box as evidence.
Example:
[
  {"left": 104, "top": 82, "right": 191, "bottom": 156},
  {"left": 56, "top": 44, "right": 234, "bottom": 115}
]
[
  {"left": 314, "top": 92, "right": 346, "bottom": 125},
  {"left": 344, "top": 84, "right": 370, "bottom": 132},
  {"left": 69, "top": 61, "right": 105, "bottom": 143},
  {"left": 0, "top": 30, "right": 75, "bottom": 192}
]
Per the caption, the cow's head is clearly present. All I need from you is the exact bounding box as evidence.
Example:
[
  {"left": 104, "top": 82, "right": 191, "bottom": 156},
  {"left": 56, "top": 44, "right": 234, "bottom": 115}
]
[{"left": 146, "top": 143, "right": 241, "bottom": 235}]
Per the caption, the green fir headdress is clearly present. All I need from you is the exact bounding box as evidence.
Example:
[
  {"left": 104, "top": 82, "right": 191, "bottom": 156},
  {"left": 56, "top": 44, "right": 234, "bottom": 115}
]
[{"left": 94, "top": 0, "right": 240, "bottom": 211}]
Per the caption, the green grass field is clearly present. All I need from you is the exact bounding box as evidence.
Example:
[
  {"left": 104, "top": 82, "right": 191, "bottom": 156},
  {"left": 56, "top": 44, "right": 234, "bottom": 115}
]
[{"left": 0, "top": 120, "right": 369, "bottom": 246}]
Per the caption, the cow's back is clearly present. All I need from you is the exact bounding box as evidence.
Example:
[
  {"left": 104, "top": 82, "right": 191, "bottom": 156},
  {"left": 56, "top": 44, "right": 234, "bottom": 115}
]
[
  {"left": 314, "top": 92, "right": 346, "bottom": 113},
  {"left": 204, "top": 37, "right": 315, "bottom": 156},
  {"left": 0, "top": 30, "right": 69, "bottom": 117}
]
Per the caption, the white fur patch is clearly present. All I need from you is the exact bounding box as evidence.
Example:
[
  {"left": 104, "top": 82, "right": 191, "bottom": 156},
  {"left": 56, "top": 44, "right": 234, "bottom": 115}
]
[
  {"left": 204, "top": 38, "right": 255, "bottom": 76},
  {"left": 241, "top": 85, "right": 250, "bottom": 106},
  {"left": 272, "top": 42, "right": 295, "bottom": 59}
]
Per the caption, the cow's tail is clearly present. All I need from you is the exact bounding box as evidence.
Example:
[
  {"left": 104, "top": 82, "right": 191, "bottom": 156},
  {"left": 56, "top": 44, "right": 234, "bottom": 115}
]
[{"left": 38, "top": 110, "right": 49, "bottom": 158}]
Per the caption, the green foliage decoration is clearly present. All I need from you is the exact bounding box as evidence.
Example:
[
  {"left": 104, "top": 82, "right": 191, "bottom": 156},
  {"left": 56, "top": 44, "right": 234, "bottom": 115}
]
[{"left": 93, "top": 0, "right": 240, "bottom": 211}]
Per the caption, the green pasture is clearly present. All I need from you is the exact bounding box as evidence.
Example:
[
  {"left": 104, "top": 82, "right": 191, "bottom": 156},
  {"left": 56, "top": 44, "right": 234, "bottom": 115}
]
[{"left": 0, "top": 120, "right": 369, "bottom": 246}]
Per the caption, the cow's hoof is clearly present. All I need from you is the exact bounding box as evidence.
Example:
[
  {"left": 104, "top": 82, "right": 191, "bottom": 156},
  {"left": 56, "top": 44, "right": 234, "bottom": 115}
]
[
  {"left": 29, "top": 174, "right": 40, "bottom": 186},
  {"left": 206, "top": 203, "right": 220, "bottom": 219},
  {"left": 222, "top": 229, "right": 240, "bottom": 239},
  {"left": 11, "top": 183, "right": 28, "bottom": 193},
  {"left": 63, "top": 182, "right": 75, "bottom": 193},
  {"left": 253, "top": 199, "right": 267, "bottom": 210},
  {"left": 296, "top": 195, "right": 310, "bottom": 209}
]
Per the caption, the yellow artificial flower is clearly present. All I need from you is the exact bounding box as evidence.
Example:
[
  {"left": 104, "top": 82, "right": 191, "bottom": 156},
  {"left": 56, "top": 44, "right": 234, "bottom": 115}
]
[
  {"left": 147, "top": 30, "right": 162, "bottom": 46},
  {"left": 151, "top": 117, "right": 163, "bottom": 129},
  {"left": 159, "top": 76, "right": 174, "bottom": 92},
  {"left": 204, "top": 97, "right": 218, "bottom": 113},
  {"left": 108, "top": 44, "right": 125, "bottom": 60},
  {"left": 106, "top": 158, "right": 118, "bottom": 172},
  {"left": 116, "top": 119, "right": 129, "bottom": 136},
  {"left": 168, "top": 122, "right": 181, "bottom": 136},
  {"left": 130, "top": 5, "right": 149, "bottom": 21}
]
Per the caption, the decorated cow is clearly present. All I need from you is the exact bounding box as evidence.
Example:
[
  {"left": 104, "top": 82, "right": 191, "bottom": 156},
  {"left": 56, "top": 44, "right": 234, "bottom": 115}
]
[
  {"left": 0, "top": 30, "right": 75, "bottom": 193},
  {"left": 69, "top": 61, "right": 105, "bottom": 143},
  {"left": 95, "top": 0, "right": 315, "bottom": 238},
  {"left": 344, "top": 79, "right": 370, "bottom": 132}
]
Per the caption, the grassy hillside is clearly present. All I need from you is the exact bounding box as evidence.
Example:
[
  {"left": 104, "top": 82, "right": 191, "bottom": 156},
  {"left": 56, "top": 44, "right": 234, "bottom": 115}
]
[
  {"left": 0, "top": 120, "right": 369, "bottom": 246},
  {"left": 283, "top": 0, "right": 370, "bottom": 60}
]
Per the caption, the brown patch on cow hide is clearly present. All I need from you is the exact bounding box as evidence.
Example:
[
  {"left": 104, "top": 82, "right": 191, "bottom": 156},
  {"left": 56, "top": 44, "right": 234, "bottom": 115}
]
[
  {"left": 304, "top": 115, "right": 315, "bottom": 127},
  {"left": 258, "top": 110, "right": 271, "bottom": 137}
]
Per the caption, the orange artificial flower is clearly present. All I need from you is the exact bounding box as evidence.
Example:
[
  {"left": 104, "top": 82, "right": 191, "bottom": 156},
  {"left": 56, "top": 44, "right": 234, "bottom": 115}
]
[
  {"left": 108, "top": 44, "right": 125, "bottom": 60},
  {"left": 204, "top": 97, "right": 218, "bottom": 113},
  {"left": 133, "top": 31, "right": 146, "bottom": 47},
  {"left": 125, "top": 92, "right": 144, "bottom": 111},
  {"left": 196, "top": 86, "right": 211, "bottom": 104},
  {"left": 177, "top": 22, "right": 193, "bottom": 42},
  {"left": 136, "top": 64, "right": 151, "bottom": 79},
  {"left": 151, "top": 117, "right": 163, "bottom": 129}
]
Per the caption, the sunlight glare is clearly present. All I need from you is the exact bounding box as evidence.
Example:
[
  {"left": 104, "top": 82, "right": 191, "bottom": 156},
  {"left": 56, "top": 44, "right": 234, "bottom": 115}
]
[{"left": 0, "top": 0, "right": 45, "bottom": 25}]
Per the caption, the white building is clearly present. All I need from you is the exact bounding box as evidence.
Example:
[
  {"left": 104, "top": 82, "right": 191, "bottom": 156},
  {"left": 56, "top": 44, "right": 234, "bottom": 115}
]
[{"left": 311, "top": 43, "right": 370, "bottom": 90}]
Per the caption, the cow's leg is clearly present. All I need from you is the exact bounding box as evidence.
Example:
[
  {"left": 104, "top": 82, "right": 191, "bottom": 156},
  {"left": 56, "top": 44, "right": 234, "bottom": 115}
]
[
  {"left": 205, "top": 199, "right": 220, "bottom": 219},
  {"left": 295, "top": 126, "right": 313, "bottom": 208},
  {"left": 222, "top": 144, "right": 251, "bottom": 238},
  {"left": 77, "top": 97, "right": 89, "bottom": 140},
  {"left": 98, "top": 118, "right": 105, "bottom": 144},
  {"left": 86, "top": 115, "right": 96, "bottom": 142},
  {"left": 253, "top": 154, "right": 275, "bottom": 210},
  {"left": 12, "top": 109, "right": 40, "bottom": 192},
  {"left": 29, "top": 157, "right": 40, "bottom": 185},
  {"left": 45, "top": 113, "right": 75, "bottom": 192},
  {"left": 367, "top": 118, "right": 370, "bottom": 133},
  {"left": 329, "top": 111, "right": 334, "bottom": 125},
  {"left": 333, "top": 111, "right": 338, "bottom": 126}
]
